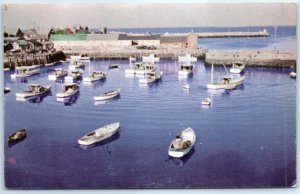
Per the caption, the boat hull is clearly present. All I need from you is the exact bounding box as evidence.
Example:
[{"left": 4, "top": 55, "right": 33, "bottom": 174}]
[
  {"left": 93, "top": 89, "right": 120, "bottom": 101},
  {"left": 78, "top": 122, "right": 120, "bottom": 146},
  {"left": 56, "top": 89, "right": 79, "bottom": 98},
  {"left": 178, "top": 70, "right": 193, "bottom": 76},
  {"left": 15, "top": 85, "right": 52, "bottom": 98},
  {"left": 11, "top": 69, "right": 40, "bottom": 79},
  {"left": 83, "top": 76, "right": 106, "bottom": 82}
]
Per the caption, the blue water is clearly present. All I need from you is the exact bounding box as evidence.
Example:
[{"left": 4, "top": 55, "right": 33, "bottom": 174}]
[{"left": 4, "top": 26, "right": 296, "bottom": 189}]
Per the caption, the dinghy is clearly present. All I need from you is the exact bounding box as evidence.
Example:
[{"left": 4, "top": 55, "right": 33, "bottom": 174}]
[
  {"left": 201, "top": 98, "right": 211, "bottom": 105},
  {"left": 15, "top": 84, "right": 51, "bottom": 98},
  {"left": 93, "top": 88, "right": 121, "bottom": 101},
  {"left": 168, "top": 127, "right": 196, "bottom": 158},
  {"left": 7, "top": 128, "right": 27, "bottom": 143},
  {"left": 108, "top": 64, "right": 119, "bottom": 69},
  {"left": 83, "top": 71, "right": 106, "bottom": 82},
  {"left": 4, "top": 87, "right": 11, "bottom": 94},
  {"left": 78, "top": 122, "right": 120, "bottom": 146},
  {"left": 56, "top": 83, "right": 79, "bottom": 98}
]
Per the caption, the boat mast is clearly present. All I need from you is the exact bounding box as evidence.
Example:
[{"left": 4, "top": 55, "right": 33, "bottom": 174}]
[
  {"left": 223, "top": 63, "right": 229, "bottom": 75},
  {"left": 211, "top": 63, "right": 214, "bottom": 83}
]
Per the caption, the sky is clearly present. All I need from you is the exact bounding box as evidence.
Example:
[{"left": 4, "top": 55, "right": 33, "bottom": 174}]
[{"left": 2, "top": 2, "right": 297, "bottom": 32}]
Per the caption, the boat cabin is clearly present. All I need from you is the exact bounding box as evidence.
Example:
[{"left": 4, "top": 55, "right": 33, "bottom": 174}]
[
  {"left": 92, "top": 71, "right": 105, "bottom": 77},
  {"left": 180, "top": 64, "right": 193, "bottom": 71},
  {"left": 221, "top": 77, "right": 232, "bottom": 84},
  {"left": 15, "top": 65, "right": 40, "bottom": 74},
  {"left": 63, "top": 84, "right": 78, "bottom": 92},
  {"left": 233, "top": 62, "right": 244, "bottom": 68},
  {"left": 28, "top": 84, "right": 45, "bottom": 93}
]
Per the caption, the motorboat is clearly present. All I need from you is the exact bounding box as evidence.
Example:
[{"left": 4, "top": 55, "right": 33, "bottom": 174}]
[
  {"left": 178, "top": 54, "right": 197, "bottom": 62},
  {"left": 125, "top": 62, "right": 156, "bottom": 75},
  {"left": 56, "top": 83, "right": 79, "bottom": 98},
  {"left": 15, "top": 84, "right": 51, "bottom": 98},
  {"left": 182, "top": 83, "right": 190, "bottom": 89},
  {"left": 230, "top": 62, "right": 245, "bottom": 74},
  {"left": 78, "top": 122, "right": 120, "bottom": 146},
  {"left": 139, "top": 71, "right": 163, "bottom": 84},
  {"left": 142, "top": 54, "right": 160, "bottom": 62},
  {"left": 83, "top": 71, "right": 106, "bottom": 82},
  {"left": 108, "top": 64, "right": 119, "bottom": 69},
  {"left": 168, "top": 127, "right": 196, "bottom": 158},
  {"left": 178, "top": 64, "right": 193, "bottom": 76},
  {"left": 69, "top": 60, "right": 85, "bottom": 70},
  {"left": 93, "top": 88, "right": 121, "bottom": 101},
  {"left": 7, "top": 128, "right": 27, "bottom": 144},
  {"left": 10, "top": 65, "right": 40, "bottom": 79},
  {"left": 48, "top": 68, "right": 68, "bottom": 80},
  {"left": 201, "top": 98, "right": 211, "bottom": 105},
  {"left": 207, "top": 76, "right": 245, "bottom": 90},
  {"left": 65, "top": 70, "right": 83, "bottom": 82}
]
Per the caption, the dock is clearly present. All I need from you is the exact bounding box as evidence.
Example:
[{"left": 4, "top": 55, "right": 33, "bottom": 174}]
[{"left": 205, "top": 50, "right": 296, "bottom": 67}]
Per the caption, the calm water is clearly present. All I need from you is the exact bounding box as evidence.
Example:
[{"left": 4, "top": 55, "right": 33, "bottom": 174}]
[{"left": 4, "top": 26, "right": 296, "bottom": 189}]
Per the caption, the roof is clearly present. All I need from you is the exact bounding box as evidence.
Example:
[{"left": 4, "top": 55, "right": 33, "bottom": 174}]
[
  {"left": 160, "top": 36, "right": 189, "bottom": 43},
  {"left": 28, "top": 39, "right": 43, "bottom": 46},
  {"left": 118, "top": 34, "right": 161, "bottom": 41},
  {"left": 86, "top": 34, "right": 120, "bottom": 41},
  {"left": 16, "top": 39, "right": 28, "bottom": 46}
]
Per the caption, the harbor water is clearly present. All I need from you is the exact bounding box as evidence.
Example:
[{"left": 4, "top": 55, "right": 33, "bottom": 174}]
[{"left": 4, "top": 26, "right": 296, "bottom": 189}]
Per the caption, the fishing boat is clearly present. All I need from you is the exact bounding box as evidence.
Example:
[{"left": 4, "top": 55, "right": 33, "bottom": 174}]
[
  {"left": 178, "top": 54, "right": 197, "bottom": 62},
  {"left": 207, "top": 76, "right": 245, "bottom": 90},
  {"left": 15, "top": 84, "right": 51, "bottom": 98},
  {"left": 56, "top": 83, "right": 79, "bottom": 98},
  {"left": 7, "top": 128, "right": 27, "bottom": 143},
  {"left": 65, "top": 70, "right": 83, "bottom": 82},
  {"left": 93, "top": 88, "right": 121, "bottom": 101},
  {"left": 78, "top": 122, "right": 120, "bottom": 146},
  {"left": 182, "top": 83, "right": 190, "bottom": 89},
  {"left": 139, "top": 71, "right": 163, "bottom": 84},
  {"left": 229, "top": 62, "right": 245, "bottom": 74},
  {"left": 48, "top": 68, "right": 68, "bottom": 80},
  {"left": 201, "top": 98, "right": 211, "bottom": 105},
  {"left": 4, "top": 87, "right": 11, "bottom": 94},
  {"left": 178, "top": 64, "right": 193, "bottom": 76},
  {"left": 125, "top": 62, "right": 156, "bottom": 75},
  {"left": 142, "top": 54, "right": 160, "bottom": 62},
  {"left": 83, "top": 71, "right": 106, "bottom": 82},
  {"left": 69, "top": 60, "right": 85, "bottom": 70},
  {"left": 168, "top": 127, "right": 196, "bottom": 158},
  {"left": 108, "top": 64, "right": 119, "bottom": 69},
  {"left": 10, "top": 65, "right": 40, "bottom": 79}
]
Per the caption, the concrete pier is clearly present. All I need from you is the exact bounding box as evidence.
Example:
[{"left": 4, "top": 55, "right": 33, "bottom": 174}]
[{"left": 205, "top": 50, "right": 296, "bottom": 67}]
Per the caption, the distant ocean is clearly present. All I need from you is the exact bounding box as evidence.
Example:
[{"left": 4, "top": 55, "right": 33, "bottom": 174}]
[{"left": 110, "top": 26, "right": 296, "bottom": 53}]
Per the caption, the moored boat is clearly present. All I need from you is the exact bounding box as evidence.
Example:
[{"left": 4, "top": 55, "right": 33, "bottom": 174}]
[
  {"left": 56, "top": 83, "right": 79, "bottom": 98},
  {"left": 108, "top": 64, "right": 119, "bottom": 69},
  {"left": 7, "top": 128, "right": 27, "bottom": 143},
  {"left": 182, "top": 83, "right": 190, "bottom": 89},
  {"left": 230, "top": 62, "right": 245, "bottom": 74},
  {"left": 69, "top": 60, "right": 85, "bottom": 70},
  {"left": 139, "top": 71, "right": 162, "bottom": 84},
  {"left": 290, "top": 71, "right": 296, "bottom": 78},
  {"left": 10, "top": 65, "right": 40, "bottom": 79},
  {"left": 4, "top": 87, "right": 11, "bottom": 94},
  {"left": 69, "top": 54, "right": 90, "bottom": 62},
  {"left": 125, "top": 62, "right": 156, "bottom": 75},
  {"left": 48, "top": 68, "right": 68, "bottom": 80},
  {"left": 15, "top": 84, "right": 51, "bottom": 98},
  {"left": 83, "top": 71, "right": 106, "bottom": 82},
  {"left": 78, "top": 122, "right": 120, "bottom": 146},
  {"left": 178, "top": 64, "right": 193, "bottom": 76},
  {"left": 65, "top": 70, "right": 83, "bottom": 82},
  {"left": 93, "top": 88, "right": 121, "bottom": 101},
  {"left": 168, "top": 127, "right": 196, "bottom": 158},
  {"left": 207, "top": 76, "right": 245, "bottom": 90},
  {"left": 201, "top": 98, "right": 211, "bottom": 105}
]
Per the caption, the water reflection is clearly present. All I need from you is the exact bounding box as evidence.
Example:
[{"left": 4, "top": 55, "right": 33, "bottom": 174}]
[
  {"left": 11, "top": 77, "right": 29, "bottom": 83},
  {"left": 82, "top": 78, "right": 106, "bottom": 89},
  {"left": 56, "top": 92, "right": 80, "bottom": 106},
  {"left": 77, "top": 132, "right": 120, "bottom": 150},
  {"left": 7, "top": 136, "right": 27, "bottom": 148},
  {"left": 16, "top": 92, "right": 52, "bottom": 104},
  {"left": 93, "top": 96, "right": 121, "bottom": 106},
  {"left": 166, "top": 147, "right": 195, "bottom": 167}
]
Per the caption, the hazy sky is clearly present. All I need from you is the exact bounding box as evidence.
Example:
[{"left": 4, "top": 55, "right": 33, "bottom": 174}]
[{"left": 3, "top": 3, "right": 297, "bottom": 31}]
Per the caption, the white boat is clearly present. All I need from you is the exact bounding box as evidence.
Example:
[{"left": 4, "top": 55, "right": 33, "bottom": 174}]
[
  {"left": 142, "top": 54, "right": 160, "bottom": 62},
  {"left": 65, "top": 70, "right": 83, "bottom": 82},
  {"left": 129, "top": 57, "right": 136, "bottom": 62},
  {"left": 182, "top": 83, "right": 190, "bottom": 89},
  {"left": 201, "top": 98, "right": 211, "bottom": 105},
  {"left": 230, "top": 62, "right": 245, "bottom": 74},
  {"left": 10, "top": 65, "right": 40, "bottom": 79},
  {"left": 15, "top": 84, "right": 51, "bottom": 98},
  {"left": 290, "top": 71, "right": 296, "bottom": 78},
  {"left": 125, "top": 62, "right": 156, "bottom": 75},
  {"left": 178, "top": 54, "right": 197, "bottom": 62},
  {"left": 48, "top": 68, "right": 68, "bottom": 80},
  {"left": 69, "top": 60, "right": 85, "bottom": 70},
  {"left": 78, "top": 122, "right": 120, "bottom": 146},
  {"left": 93, "top": 88, "right": 121, "bottom": 101},
  {"left": 69, "top": 54, "right": 90, "bottom": 62},
  {"left": 56, "top": 83, "right": 79, "bottom": 98},
  {"left": 207, "top": 76, "right": 245, "bottom": 90},
  {"left": 178, "top": 64, "right": 193, "bottom": 76},
  {"left": 139, "top": 71, "right": 163, "bottom": 84},
  {"left": 83, "top": 71, "right": 106, "bottom": 82},
  {"left": 168, "top": 127, "right": 196, "bottom": 158}
]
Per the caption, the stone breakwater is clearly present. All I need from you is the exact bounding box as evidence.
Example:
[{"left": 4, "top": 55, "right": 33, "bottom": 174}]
[{"left": 205, "top": 50, "right": 296, "bottom": 67}]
